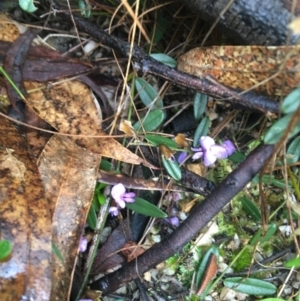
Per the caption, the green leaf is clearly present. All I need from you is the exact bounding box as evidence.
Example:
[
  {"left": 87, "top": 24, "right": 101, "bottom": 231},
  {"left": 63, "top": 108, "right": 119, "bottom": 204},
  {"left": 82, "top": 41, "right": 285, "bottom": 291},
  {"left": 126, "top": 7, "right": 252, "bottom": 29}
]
[
  {"left": 240, "top": 197, "right": 261, "bottom": 222},
  {"left": 281, "top": 87, "right": 300, "bottom": 114},
  {"left": 126, "top": 197, "right": 167, "bottom": 218},
  {"left": 150, "top": 16, "right": 167, "bottom": 44},
  {"left": 264, "top": 114, "right": 300, "bottom": 144},
  {"left": 87, "top": 203, "right": 97, "bottom": 230},
  {"left": 97, "top": 193, "right": 106, "bottom": 206},
  {"left": 0, "top": 240, "right": 12, "bottom": 261},
  {"left": 259, "top": 299, "right": 286, "bottom": 301},
  {"left": 78, "top": 0, "right": 91, "bottom": 17},
  {"left": 252, "top": 175, "right": 290, "bottom": 189},
  {"left": 100, "top": 159, "right": 114, "bottom": 171},
  {"left": 52, "top": 242, "right": 64, "bottom": 263},
  {"left": 145, "top": 134, "right": 178, "bottom": 149},
  {"left": 228, "top": 151, "right": 246, "bottom": 163},
  {"left": 285, "top": 256, "right": 300, "bottom": 268},
  {"left": 18, "top": 0, "right": 37, "bottom": 12},
  {"left": 161, "top": 155, "right": 182, "bottom": 181},
  {"left": 134, "top": 109, "right": 165, "bottom": 131},
  {"left": 193, "top": 92, "right": 208, "bottom": 121},
  {"left": 195, "top": 246, "right": 219, "bottom": 288},
  {"left": 250, "top": 223, "right": 277, "bottom": 246},
  {"left": 193, "top": 117, "right": 210, "bottom": 147},
  {"left": 135, "top": 77, "right": 163, "bottom": 109},
  {"left": 287, "top": 136, "right": 300, "bottom": 164},
  {"left": 150, "top": 53, "right": 177, "bottom": 68},
  {"left": 224, "top": 277, "right": 276, "bottom": 295}
]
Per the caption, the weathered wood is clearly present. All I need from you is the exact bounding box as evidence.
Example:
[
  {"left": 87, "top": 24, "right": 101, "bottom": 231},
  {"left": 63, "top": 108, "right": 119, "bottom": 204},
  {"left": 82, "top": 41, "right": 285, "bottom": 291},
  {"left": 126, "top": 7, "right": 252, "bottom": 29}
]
[{"left": 179, "top": 0, "right": 300, "bottom": 45}]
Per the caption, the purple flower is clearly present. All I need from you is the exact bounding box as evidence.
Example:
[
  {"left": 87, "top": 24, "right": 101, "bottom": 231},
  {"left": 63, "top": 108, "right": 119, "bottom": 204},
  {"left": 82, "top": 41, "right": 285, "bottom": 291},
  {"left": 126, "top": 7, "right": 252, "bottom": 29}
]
[
  {"left": 111, "top": 183, "right": 136, "bottom": 208},
  {"left": 109, "top": 206, "right": 119, "bottom": 216},
  {"left": 165, "top": 216, "right": 180, "bottom": 227},
  {"left": 177, "top": 151, "right": 188, "bottom": 164},
  {"left": 191, "top": 136, "right": 236, "bottom": 166},
  {"left": 79, "top": 237, "right": 88, "bottom": 252}
]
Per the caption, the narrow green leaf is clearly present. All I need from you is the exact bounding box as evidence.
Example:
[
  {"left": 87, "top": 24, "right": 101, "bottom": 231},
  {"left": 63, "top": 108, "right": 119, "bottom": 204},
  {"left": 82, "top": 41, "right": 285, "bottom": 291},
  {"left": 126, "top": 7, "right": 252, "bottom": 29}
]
[
  {"left": 135, "top": 77, "right": 163, "bottom": 109},
  {"left": 193, "top": 117, "right": 210, "bottom": 147},
  {"left": 97, "top": 193, "right": 106, "bottom": 206},
  {"left": 0, "top": 240, "right": 12, "bottom": 261},
  {"left": 260, "top": 299, "right": 286, "bottom": 301},
  {"left": 162, "top": 155, "right": 182, "bottom": 181},
  {"left": 287, "top": 136, "right": 300, "bottom": 164},
  {"left": 52, "top": 242, "right": 64, "bottom": 263},
  {"left": 100, "top": 159, "right": 114, "bottom": 171},
  {"left": 151, "top": 16, "right": 167, "bottom": 44},
  {"left": 150, "top": 53, "right": 177, "bottom": 68},
  {"left": 126, "top": 197, "right": 167, "bottom": 218},
  {"left": 78, "top": 0, "right": 91, "bottom": 17},
  {"left": 145, "top": 134, "right": 178, "bottom": 149},
  {"left": 240, "top": 197, "right": 261, "bottom": 222},
  {"left": 224, "top": 277, "right": 276, "bottom": 295},
  {"left": 0, "top": 67, "right": 26, "bottom": 100},
  {"left": 252, "top": 175, "right": 290, "bottom": 189},
  {"left": 18, "top": 0, "right": 37, "bottom": 12},
  {"left": 281, "top": 87, "right": 300, "bottom": 114},
  {"left": 285, "top": 256, "right": 300, "bottom": 268},
  {"left": 264, "top": 114, "right": 300, "bottom": 144},
  {"left": 87, "top": 203, "right": 97, "bottom": 230},
  {"left": 195, "top": 246, "right": 219, "bottom": 288},
  {"left": 250, "top": 223, "right": 277, "bottom": 246},
  {"left": 193, "top": 92, "right": 208, "bottom": 121},
  {"left": 134, "top": 109, "right": 165, "bottom": 131},
  {"left": 228, "top": 151, "right": 246, "bottom": 163}
]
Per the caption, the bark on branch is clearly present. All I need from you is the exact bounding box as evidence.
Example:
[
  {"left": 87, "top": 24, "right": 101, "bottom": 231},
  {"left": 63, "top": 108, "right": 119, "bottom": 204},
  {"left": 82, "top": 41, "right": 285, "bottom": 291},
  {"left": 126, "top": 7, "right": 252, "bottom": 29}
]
[
  {"left": 51, "top": 2, "right": 279, "bottom": 114},
  {"left": 90, "top": 143, "right": 274, "bottom": 294}
]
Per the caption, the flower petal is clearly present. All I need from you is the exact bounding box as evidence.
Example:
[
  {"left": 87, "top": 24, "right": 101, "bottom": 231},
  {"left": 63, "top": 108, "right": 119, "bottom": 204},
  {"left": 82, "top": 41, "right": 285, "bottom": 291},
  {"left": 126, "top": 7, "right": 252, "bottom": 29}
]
[
  {"left": 109, "top": 206, "right": 119, "bottom": 216},
  {"left": 191, "top": 147, "right": 202, "bottom": 152},
  {"left": 200, "top": 136, "right": 215, "bottom": 150},
  {"left": 124, "top": 192, "right": 136, "bottom": 198},
  {"left": 203, "top": 150, "right": 217, "bottom": 166},
  {"left": 210, "top": 145, "right": 229, "bottom": 159},
  {"left": 192, "top": 151, "right": 204, "bottom": 160},
  {"left": 79, "top": 237, "right": 88, "bottom": 252},
  {"left": 222, "top": 140, "right": 236, "bottom": 156},
  {"left": 177, "top": 151, "right": 188, "bottom": 164},
  {"left": 111, "top": 183, "right": 126, "bottom": 205},
  {"left": 165, "top": 216, "right": 180, "bottom": 227},
  {"left": 122, "top": 195, "right": 135, "bottom": 203}
]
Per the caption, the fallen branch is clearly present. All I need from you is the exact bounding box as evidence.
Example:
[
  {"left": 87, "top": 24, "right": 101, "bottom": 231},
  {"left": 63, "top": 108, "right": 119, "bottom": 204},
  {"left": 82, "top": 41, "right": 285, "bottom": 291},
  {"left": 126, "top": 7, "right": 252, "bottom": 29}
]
[
  {"left": 90, "top": 143, "right": 274, "bottom": 294},
  {"left": 51, "top": 2, "right": 279, "bottom": 114}
]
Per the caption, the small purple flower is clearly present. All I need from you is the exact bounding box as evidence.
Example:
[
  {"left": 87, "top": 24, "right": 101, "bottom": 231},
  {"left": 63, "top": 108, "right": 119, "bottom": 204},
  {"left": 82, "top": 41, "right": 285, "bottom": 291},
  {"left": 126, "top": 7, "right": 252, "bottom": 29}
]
[
  {"left": 191, "top": 136, "right": 236, "bottom": 166},
  {"left": 111, "top": 183, "right": 136, "bottom": 208},
  {"left": 79, "top": 237, "right": 88, "bottom": 252},
  {"left": 165, "top": 216, "right": 180, "bottom": 227},
  {"left": 109, "top": 206, "right": 119, "bottom": 216},
  {"left": 177, "top": 151, "right": 188, "bottom": 164}
]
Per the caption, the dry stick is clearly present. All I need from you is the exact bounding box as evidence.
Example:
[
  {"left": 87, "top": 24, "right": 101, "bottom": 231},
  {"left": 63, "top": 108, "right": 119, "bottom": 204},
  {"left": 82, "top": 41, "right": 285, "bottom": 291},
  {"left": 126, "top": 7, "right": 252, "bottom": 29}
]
[
  {"left": 55, "top": 9, "right": 279, "bottom": 114},
  {"left": 48, "top": 3, "right": 279, "bottom": 294},
  {"left": 90, "top": 143, "right": 274, "bottom": 294}
]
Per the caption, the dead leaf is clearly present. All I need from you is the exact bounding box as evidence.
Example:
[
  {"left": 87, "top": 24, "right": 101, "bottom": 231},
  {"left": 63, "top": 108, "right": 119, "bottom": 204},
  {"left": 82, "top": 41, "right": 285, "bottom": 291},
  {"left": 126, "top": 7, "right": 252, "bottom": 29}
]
[
  {"left": 24, "top": 81, "right": 156, "bottom": 168},
  {"left": 121, "top": 241, "right": 145, "bottom": 262},
  {"left": 37, "top": 134, "right": 101, "bottom": 301},
  {"left": 0, "top": 116, "right": 51, "bottom": 301},
  {"left": 177, "top": 46, "right": 300, "bottom": 96},
  {"left": 196, "top": 254, "right": 218, "bottom": 296}
]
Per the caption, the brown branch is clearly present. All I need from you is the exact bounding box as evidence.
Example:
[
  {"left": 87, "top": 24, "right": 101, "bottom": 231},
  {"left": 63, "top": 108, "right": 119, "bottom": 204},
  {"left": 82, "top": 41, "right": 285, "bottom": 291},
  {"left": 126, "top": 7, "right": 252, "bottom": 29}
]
[
  {"left": 90, "top": 143, "right": 274, "bottom": 294},
  {"left": 51, "top": 2, "right": 279, "bottom": 114}
]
